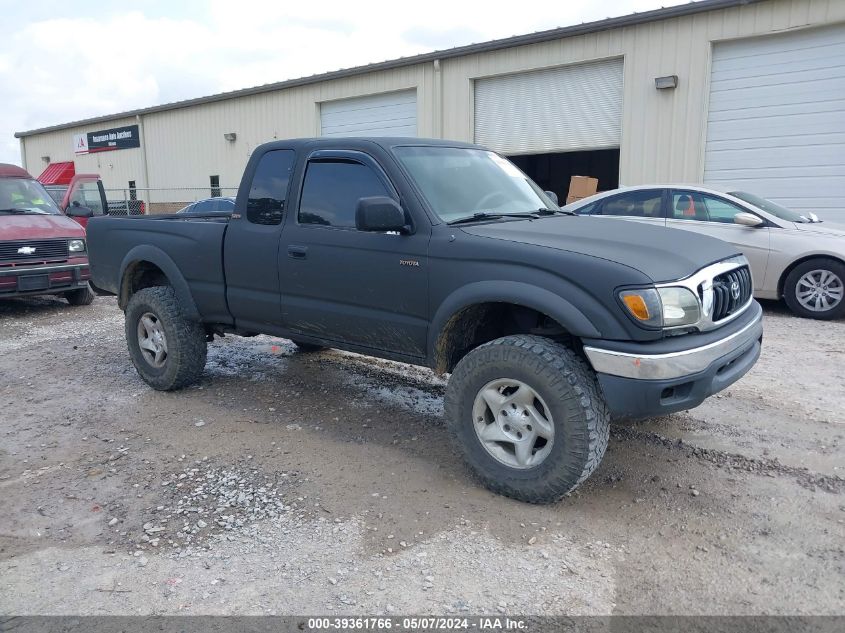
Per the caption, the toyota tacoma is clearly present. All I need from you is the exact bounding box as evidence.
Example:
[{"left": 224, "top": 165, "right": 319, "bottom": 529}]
[{"left": 87, "top": 138, "right": 763, "bottom": 503}]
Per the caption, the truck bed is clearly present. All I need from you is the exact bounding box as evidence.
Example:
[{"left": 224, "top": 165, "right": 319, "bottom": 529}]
[{"left": 87, "top": 214, "right": 231, "bottom": 322}]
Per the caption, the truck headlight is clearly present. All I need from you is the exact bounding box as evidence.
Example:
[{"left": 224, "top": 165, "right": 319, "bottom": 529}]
[
  {"left": 619, "top": 287, "right": 701, "bottom": 329},
  {"left": 619, "top": 288, "right": 663, "bottom": 327},
  {"left": 68, "top": 239, "right": 86, "bottom": 253},
  {"left": 657, "top": 287, "right": 700, "bottom": 327}
]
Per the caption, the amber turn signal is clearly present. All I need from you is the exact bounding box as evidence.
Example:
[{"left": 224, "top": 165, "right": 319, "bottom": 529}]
[
  {"left": 618, "top": 288, "right": 663, "bottom": 327},
  {"left": 622, "top": 294, "right": 650, "bottom": 320}
]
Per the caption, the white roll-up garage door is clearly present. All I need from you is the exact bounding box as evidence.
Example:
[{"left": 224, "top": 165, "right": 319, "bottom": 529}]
[
  {"left": 474, "top": 58, "right": 623, "bottom": 155},
  {"left": 704, "top": 24, "right": 845, "bottom": 215},
  {"left": 320, "top": 90, "right": 417, "bottom": 137}
]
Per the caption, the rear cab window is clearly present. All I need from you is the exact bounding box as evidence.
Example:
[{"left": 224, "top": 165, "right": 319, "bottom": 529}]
[{"left": 246, "top": 150, "right": 295, "bottom": 225}]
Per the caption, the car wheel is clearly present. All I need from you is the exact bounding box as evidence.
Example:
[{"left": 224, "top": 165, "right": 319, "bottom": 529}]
[
  {"left": 125, "top": 286, "right": 208, "bottom": 390},
  {"left": 65, "top": 284, "right": 95, "bottom": 306},
  {"left": 445, "top": 334, "right": 610, "bottom": 504},
  {"left": 783, "top": 259, "right": 845, "bottom": 320}
]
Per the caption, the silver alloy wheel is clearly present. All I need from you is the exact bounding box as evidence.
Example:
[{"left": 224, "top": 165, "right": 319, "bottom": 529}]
[
  {"left": 796, "top": 269, "right": 844, "bottom": 312},
  {"left": 472, "top": 378, "right": 555, "bottom": 469},
  {"left": 137, "top": 311, "right": 168, "bottom": 367}
]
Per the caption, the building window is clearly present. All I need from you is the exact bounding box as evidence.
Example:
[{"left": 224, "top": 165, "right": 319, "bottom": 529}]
[
  {"left": 128, "top": 180, "right": 137, "bottom": 201},
  {"left": 210, "top": 175, "right": 221, "bottom": 198}
]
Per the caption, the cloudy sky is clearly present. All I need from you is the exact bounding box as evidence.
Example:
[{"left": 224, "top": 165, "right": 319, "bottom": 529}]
[{"left": 0, "top": 0, "right": 685, "bottom": 166}]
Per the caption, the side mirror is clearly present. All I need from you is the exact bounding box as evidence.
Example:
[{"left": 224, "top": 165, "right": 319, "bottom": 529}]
[
  {"left": 356, "top": 196, "right": 408, "bottom": 233},
  {"left": 66, "top": 203, "right": 94, "bottom": 218},
  {"left": 734, "top": 212, "right": 764, "bottom": 227},
  {"left": 544, "top": 190, "right": 559, "bottom": 206}
]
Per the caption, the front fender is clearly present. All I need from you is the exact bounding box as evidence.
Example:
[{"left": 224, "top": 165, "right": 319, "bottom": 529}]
[
  {"left": 118, "top": 245, "right": 201, "bottom": 321},
  {"left": 427, "top": 280, "right": 603, "bottom": 360}
]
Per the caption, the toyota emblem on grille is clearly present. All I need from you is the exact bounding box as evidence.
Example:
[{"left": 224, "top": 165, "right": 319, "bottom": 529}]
[
  {"left": 730, "top": 280, "right": 741, "bottom": 301},
  {"left": 17, "top": 246, "right": 36, "bottom": 255}
]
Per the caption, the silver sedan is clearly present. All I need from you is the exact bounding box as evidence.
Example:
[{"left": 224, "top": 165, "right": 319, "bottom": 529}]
[{"left": 564, "top": 185, "right": 845, "bottom": 320}]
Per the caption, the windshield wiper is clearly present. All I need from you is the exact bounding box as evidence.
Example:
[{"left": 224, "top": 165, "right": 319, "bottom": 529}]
[
  {"left": 0, "top": 208, "right": 31, "bottom": 214},
  {"left": 447, "top": 211, "right": 540, "bottom": 225},
  {"left": 534, "top": 207, "right": 574, "bottom": 216}
]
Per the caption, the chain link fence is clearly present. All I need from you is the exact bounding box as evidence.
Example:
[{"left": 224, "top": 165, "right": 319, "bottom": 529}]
[{"left": 104, "top": 187, "right": 238, "bottom": 215}]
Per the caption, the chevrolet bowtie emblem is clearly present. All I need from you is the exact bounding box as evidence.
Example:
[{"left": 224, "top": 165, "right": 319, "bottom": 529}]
[{"left": 17, "top": 246, "right": 36, "bottom": 255}]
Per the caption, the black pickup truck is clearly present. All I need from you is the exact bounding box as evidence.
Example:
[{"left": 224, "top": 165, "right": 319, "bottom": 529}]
[{"left": 88, "top": 138, "right": 763, "bottom": 503}]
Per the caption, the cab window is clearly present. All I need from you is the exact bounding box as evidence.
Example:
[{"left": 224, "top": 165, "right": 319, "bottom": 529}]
[
  {"left": 247, "top": 150, "right": 295, "bottom": 225},
  {"left": 298, "top": 159, "right": 390, "bottom": 228}
]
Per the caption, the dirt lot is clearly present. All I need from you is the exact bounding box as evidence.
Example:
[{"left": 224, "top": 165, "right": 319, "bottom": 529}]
[{"left": 0, "top": 296, "right": 843, "bottom": 616}]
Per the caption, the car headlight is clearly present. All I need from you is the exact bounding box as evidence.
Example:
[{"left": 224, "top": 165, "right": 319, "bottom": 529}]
[
  {"left": 657, "top": 286, "right": 701, "bottom": 327},
  {"left": 68, "top": 239, "right": 86, "bottom": 253},
  {"left": 619, "top": 288, "right": 663, "bottom": 327}
]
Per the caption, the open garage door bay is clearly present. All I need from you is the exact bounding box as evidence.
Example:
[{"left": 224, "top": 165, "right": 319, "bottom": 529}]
[
  {"left": 320, "top": 90, "right": 417, "bottom": 138},
  {"left": 705, "top": 24, "right": 845, "bottom": 217}
]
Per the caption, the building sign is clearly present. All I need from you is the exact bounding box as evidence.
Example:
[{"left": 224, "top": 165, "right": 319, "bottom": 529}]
[{"left": 73, "top": 125, "right": 140, "bottom": 154}]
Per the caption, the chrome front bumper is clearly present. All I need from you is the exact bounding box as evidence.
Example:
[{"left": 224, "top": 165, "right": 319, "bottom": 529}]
[{"left": 584, "top": 306, "right": 763, "bottom": 381}]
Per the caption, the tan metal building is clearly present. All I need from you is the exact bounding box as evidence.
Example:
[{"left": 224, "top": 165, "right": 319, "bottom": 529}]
[{"left": 15, "top": 0, "right": 845, "bottom": 215}]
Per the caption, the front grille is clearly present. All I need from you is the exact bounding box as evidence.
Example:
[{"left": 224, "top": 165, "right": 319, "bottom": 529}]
[
  {"left": 0, "top": 239, "right": 69, "bottom": 263},
  {"left": 711, "top": 265, "right": 752, "bottom": 322}
]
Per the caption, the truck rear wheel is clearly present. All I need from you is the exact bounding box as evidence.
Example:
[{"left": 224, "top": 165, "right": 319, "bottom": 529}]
[
  {"left": 125, "top": 286, "right": 207, "bottom": 391},
  {"left": 445, "top": 334, "right": 609, "bottom": 503}
]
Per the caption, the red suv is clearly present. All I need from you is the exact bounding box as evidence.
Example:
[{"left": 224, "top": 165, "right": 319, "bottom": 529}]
[{"left": 0, "top": 163, "right": 94, "bottom": 305}]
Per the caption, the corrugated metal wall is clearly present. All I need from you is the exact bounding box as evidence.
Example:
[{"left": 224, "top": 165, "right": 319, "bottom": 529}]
[
  {"left": 440, "top": 0, "right": 845, "bottom": 185},
  {"left": 20, "top": 0, "right": 845, "bottom": 193}
]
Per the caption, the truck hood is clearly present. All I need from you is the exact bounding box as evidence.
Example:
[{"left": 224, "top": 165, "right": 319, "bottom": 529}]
[
  {"left": 0, "top": 213, "right": 84, "bottom": 241},
  {"left": 461, "top": 216, "right": 741, "bottom": 282}
]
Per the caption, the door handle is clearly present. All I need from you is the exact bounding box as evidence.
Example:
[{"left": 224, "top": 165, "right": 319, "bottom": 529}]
[{"left": 288, "top": 245, "right": 308, "bottom": 259}]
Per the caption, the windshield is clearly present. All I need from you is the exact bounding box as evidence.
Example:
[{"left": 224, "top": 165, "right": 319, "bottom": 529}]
[
  {"left": 729, "top": 191, "right": 809, "bottom": 223},
  {"left": 0, "top": 178, "right": 62, "bottom": 215},
  {"left": 394, "top": 146, "right": 556, "bottom": 223}
]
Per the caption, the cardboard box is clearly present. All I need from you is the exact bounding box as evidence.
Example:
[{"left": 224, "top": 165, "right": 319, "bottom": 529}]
[{"left": 567, "top": 175, "right": 598, "bottom": 200}]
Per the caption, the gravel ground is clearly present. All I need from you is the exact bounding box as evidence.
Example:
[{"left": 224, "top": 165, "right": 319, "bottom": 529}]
[{"left": 0, "top": 295, "right": 843, "bottom": 615}]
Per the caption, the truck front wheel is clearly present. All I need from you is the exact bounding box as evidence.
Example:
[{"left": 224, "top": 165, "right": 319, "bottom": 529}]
[
  {"left": 445, "top": 335, "right": 609, "bottom": 503},
  {"left": 125, "top": 286, "right": 208, "bottom": 390}
]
